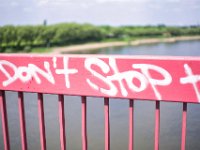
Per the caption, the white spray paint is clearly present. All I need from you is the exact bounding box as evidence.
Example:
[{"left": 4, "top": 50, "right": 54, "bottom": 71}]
[
  {"left": 133, "top": 64, "right": 172, "bottom": 100},
  {"left": 180, "top": 64, "right": 200, "bottom": 102},
  {"left": 108, "top": 58, "right": 148, "bottom": 96},
  {"left": 55, "top": 57, "right": 78, "bottom": 88},
  {"left": 0, "top": 60, "right": 55, "bottom": 86},
  {"left": 0, "top": 60, "right": 18, "bottom": 86},
  {"left": 28, "top": 61, "right": 55, "bottom": 84},
  {"left": 109, "top": 58, "right": 128, "bottom": 96},
  {"left": 85, "top": 58, "right": 172, "bottom": 99},
  {"left": 85, "top": 58, "right": 118, "bottom": 96},
  {"left": 0, "top": 57, "right": 78, "bottom": 88},
  {"left": 53, "top": 57, "right": 57, "bottom": 68}
]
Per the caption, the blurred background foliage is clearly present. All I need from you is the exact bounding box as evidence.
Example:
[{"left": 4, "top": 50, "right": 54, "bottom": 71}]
[{"left": 0, "top": 23, "right": 200, "bottom": 53}]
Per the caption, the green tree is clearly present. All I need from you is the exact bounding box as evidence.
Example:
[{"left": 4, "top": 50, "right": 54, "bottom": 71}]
[
  {"left": 16, "top": 26, "right": 36, "bottom": 48},
  {"left": 39, "top": 26, "right": 57, "bottom": 47},
  {"left": 1, "top": 25, "right": 17, "bottom": 47}
]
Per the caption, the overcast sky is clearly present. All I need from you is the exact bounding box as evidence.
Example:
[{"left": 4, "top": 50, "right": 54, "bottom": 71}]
[{"left": 0, "top": 0, "right": 200, "bottom": 26}]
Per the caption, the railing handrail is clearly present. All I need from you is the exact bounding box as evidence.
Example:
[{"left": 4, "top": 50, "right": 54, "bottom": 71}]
[{"left": 0, "top": 54, "right": 200, "bottom": 103}]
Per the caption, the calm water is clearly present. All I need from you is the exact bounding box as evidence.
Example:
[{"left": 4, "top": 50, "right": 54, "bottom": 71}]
[
  {"left": 80, "top": 40, "right": 200, "bottom": 56},
  {"left": 1, "top": 40, "right": 200, "bottom": 150}
]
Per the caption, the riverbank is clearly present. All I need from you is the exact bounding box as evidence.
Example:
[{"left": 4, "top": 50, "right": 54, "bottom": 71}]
[{"left": 51, "top": 36, "right": 200, "bottom": 54}]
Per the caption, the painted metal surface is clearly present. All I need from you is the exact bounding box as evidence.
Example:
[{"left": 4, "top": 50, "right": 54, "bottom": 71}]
[
  {"left": 154, "top": 101, "right": 160, "bottom": 150},
  {"left": 181, "top": 103, "right": 187, "bottom": 150},
  {"left": 38, "top": 93, "right": 46, "bottom": 150},
  {"left": 18, "top": 92, "right": 28, "bottom": 150},
  {"left": 81, "top": 96, "right": 88, "bottom": 150},
  {"left": 0, "top": 90, "right": 10, "bottom": 150},
  {"left": 129, "top": 100, "right": 134, "bottom": 150},
  {"left": 58, "top": 95, "right": 66, "bottom": 150},
  {"left": 104, "top": 98, "right": 110, "bottom": 150},
  {"left": 0, "top": 54, "right": 200, "bottom": 103}
]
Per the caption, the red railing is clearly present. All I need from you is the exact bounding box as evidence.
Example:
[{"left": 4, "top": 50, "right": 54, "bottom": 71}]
[{"left": 0, "top": 54, "right": 200, "bottom": 150}]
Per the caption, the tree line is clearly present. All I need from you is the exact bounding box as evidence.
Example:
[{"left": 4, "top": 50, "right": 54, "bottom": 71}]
[{"left": 0, "top": 23, "right": 200, "bottom": 52}]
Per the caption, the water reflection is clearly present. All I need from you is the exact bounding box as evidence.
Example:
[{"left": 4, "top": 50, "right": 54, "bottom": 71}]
[{"left": 68, "top": 40, "right": 200, "bottom": 56}]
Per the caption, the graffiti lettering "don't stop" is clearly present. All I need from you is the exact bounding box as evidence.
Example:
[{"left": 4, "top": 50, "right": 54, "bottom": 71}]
[{"left": 0, "top": 55, "right": 199, "bottom": 103}]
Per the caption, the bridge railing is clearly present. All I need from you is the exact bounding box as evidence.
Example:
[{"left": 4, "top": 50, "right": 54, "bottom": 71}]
[{"left": 0, "top": 54, "right": 200, "bottom": 150}]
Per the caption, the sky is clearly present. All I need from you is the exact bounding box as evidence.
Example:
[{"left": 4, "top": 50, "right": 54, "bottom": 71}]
[{"left": 0, "top": 0, "right": 200, "bottom": 26}]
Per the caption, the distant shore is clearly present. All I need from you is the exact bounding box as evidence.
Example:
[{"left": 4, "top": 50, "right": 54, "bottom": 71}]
[{"left": 51, "top": 36, "right": 200, "bottom": 54}]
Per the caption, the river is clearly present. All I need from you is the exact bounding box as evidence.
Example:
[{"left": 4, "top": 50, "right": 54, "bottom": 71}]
[{"left": 0, "top": 40, "right": 200, "bottom": 150}]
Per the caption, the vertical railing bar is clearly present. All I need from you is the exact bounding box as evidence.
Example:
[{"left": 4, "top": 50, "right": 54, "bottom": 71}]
[
  {"left": 58, "top": 94, "right": 66, "bottom": 150},
  {"left": 154, "top": 101, "right": 160, "bottom": 150},
  {"left": 104, "top": 97, "right": 110, "bottom": 150},
  {"left": 18, "top": 92, "right": 28, "bottom": 150},
  {"left": 129, "top": 100, "right": 134, "bottom": 150},
  {"left": 0, "top": 90, "right": 10, "bottom": 150},
  {"left": 81, "top": 96, "right": 88, "bottom": 150},
  {"left": 38, "top": 93, "right": 46, "bottom": 150},
  {"left": 181, "top": 102, "right": 187, "bottom": 150}
]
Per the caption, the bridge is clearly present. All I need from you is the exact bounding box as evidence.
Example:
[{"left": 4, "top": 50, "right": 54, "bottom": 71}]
[{"left": 0, "top": 54, "right": 200, "bottom": 150}]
